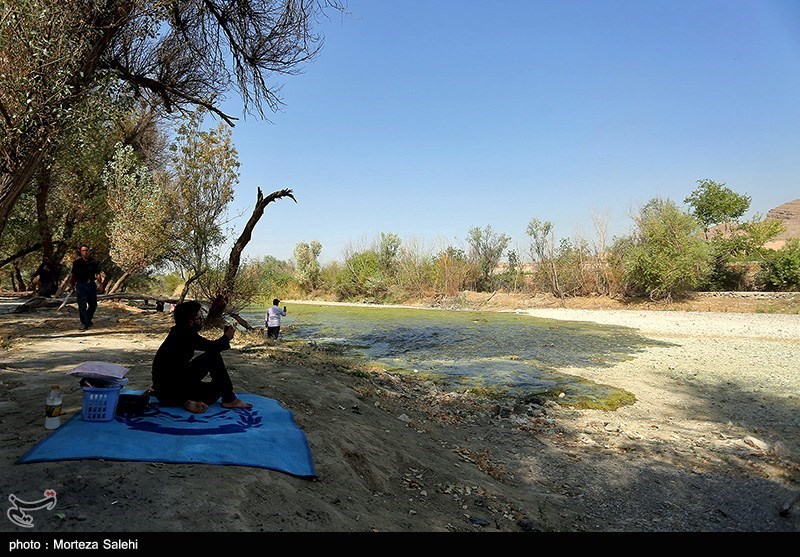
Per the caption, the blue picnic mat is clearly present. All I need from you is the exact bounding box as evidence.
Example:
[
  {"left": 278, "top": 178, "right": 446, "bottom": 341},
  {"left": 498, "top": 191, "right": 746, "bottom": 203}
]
[{"left": 17, "top": 393, "right": 315, "bottom": 478}]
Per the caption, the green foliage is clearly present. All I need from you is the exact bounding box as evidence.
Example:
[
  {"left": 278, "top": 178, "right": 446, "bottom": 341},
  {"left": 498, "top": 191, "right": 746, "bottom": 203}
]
[
  {"left": 526, "top": 218, "right": 553, "bottom": 262},
  {"left": 684, "top": 179, "right": 751, "bottom": 235},
  {"left": 526, "top": 218, "right": 563, "bottom": 296},
  {"left": 1, "top": 188, "right": 39, "bottom": 259},
  {"left": 151, "top": 272, "right": 186, "bottom": 297},
  {"left": 393, "top": 239, "right": 437, "bottom": 298},
  {"left": 318, "top": 261, "right": 343, "bottom": 296},
  {"left": 0, "top": 0, "right": 336, "bottom": 236},
  {"left": 702, "top": 214, "right": 785, "bottom": 290},
  {"left": 432, "top": 246, "right": 473, "bottom": 295},
  {"left": 251, "top": 255, "right": 297, "bottom": 299},
  {"left": 293, "top": 240, "right": 322, "bottom": 291},
  {"left": 104, "top": 143, "right": 170, "bottom": 277},
  {"left": 623, "top": 198, "right": 713, "bottom": 300},
  {"left": 167, "top": 109, "right": 239, "bottom": 290},
  {"left": 498, "top": 249, "right": 524, "bottom": 291},
  {"left": 336, "top": 249, "right": 387, "bottom": 301},
  {"left": 195, "top": 259, "right": 260, "bottom": 315},
  {"left": 467, "top": 225, "right": 510, "bottom": 292},
  {"left": 552, "top": 237, "right": 590, "bottom": 297},
  {"left": 378, "top": 232, "right": 401, "bottom": 274},
  {"left": 1, "top": 89, "right": 128, "bottom": 271},
  {"left": 0, "top": 1, "right": 95, "bottom": 153},
  {"left": 760, "top": 239, "right": 800, "bottom": 291},
  {"left": 606, "top": 236, "right": 634, "bottom": 296}
]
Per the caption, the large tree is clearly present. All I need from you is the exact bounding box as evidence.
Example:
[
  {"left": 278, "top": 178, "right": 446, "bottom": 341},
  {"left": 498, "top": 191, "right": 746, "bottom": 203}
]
[
  {"left": 167, "top": 110, "right": 240, "bottom": 302},
  {"left": 294, "top": 240, "right": 322, "bottom": 291},
  {"left": 0, "top": 0, "right": 338, "bottom": 238},
  {"left": 104, "top": 143, "right": 171, "bottom": 292},
  {"left": 684, "top": 179, "right": 751, "bottom": 239}
]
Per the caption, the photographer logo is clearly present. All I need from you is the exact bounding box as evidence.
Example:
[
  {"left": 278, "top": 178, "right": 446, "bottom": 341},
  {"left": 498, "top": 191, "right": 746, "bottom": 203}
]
[{"left": 7, "top": 489, "right": 58, "bottom": 528}]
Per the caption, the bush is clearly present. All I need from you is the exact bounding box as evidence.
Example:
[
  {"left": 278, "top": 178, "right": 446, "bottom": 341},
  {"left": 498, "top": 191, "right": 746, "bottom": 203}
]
[
  {"left": 622, "top": 198, "right": 712, "bottom": 300},
  {"left": 761, "top": 239, "right": 800, "bottom": 291},
  {"left": 333, "top": 249, "right": 388, "bottom": 301}
]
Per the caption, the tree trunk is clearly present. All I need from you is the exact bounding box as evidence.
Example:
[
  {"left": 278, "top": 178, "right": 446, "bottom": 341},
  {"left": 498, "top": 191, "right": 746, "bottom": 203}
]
[
  {"left": 12, "top": 262, "right": 26, "bottom": 292},
  {"left": 35, "top": 166, "right": 55, "bottom": 259},
  {"left": 549, "top": 259, "right": 564, "bottom": 304},
  {"left": 13, "top": 291, "right": 184, "bottom": 313},
  {"left": 179, "top": 270, "right": 205, "bottom": 303},
  {"left": 0, "top": 149, "right": 50, "bottom": 239},
  {"left": 108, "top": 271, "right": 132, "bottom": 294},
  {"left": 205, "top": 187, "right": 296, "bottom": 323},
  {"left": 228, "top": 312, "right": 254, "bottom": 331}
]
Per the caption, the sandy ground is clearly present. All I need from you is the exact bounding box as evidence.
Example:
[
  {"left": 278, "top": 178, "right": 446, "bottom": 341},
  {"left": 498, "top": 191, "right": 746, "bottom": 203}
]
[{"left": 0, "top": 298, "right": 798, "bottom": 533}]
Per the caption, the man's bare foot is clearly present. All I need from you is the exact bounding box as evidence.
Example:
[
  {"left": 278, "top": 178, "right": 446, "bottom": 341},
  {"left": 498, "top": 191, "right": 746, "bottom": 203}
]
[
  {"left": 184, "top": 400, "right": 208, "bottom": 413},
  {"left": 221, "top": 398, "right": 252, "bottom": 409}
]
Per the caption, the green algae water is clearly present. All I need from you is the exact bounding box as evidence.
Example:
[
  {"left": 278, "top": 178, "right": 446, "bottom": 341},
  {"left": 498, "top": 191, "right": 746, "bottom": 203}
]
[{"left": 242, "top": 303, "right": 666, "bottom": 409}]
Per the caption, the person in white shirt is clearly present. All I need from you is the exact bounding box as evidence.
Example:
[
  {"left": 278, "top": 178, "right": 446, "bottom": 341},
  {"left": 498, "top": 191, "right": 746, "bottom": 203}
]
[{"left": 265, "top": 298, "right": 287, "bottom": 339}]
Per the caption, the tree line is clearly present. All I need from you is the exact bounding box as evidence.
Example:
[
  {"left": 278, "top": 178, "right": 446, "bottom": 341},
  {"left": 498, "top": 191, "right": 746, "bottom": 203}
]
[
  {"left": 151, "top": 179, "right": 799, "bottom": 307},
  {"left": 1, "top": 3, "right": 797, "bottom": 311}
]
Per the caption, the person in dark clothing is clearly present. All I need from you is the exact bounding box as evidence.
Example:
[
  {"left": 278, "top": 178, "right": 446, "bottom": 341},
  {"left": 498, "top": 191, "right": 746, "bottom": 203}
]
[
  {"left": 151, "top": 300, "right": 252, "bottom": 414},
  {"left": 31, "top": 255, "right": 60, "bottom": 297},
  {"left": 69, "top": 245, "right": 103, "bottom": 331}
]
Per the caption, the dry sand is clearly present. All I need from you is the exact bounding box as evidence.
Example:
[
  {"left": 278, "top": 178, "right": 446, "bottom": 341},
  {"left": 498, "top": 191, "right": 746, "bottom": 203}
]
[{"left": 0, "top": 299, "right": 798, "bottom": 533}]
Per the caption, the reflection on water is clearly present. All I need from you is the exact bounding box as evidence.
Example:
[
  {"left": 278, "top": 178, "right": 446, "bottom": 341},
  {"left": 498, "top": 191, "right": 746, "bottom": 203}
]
[{"left": 242, "top": 303, "right": 666, "bottom": 406}]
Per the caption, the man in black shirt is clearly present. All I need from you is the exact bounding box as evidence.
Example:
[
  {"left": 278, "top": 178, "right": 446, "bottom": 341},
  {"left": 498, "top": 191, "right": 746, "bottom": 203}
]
[
  {"left": 151, "top": 301, "right": 252, "bottom": 413},
  {"left": 69, "top": 245, "right": 102, "bottom": 331}
]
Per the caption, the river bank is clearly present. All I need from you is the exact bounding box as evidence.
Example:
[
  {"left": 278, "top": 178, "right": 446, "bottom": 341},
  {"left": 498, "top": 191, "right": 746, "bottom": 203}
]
[{"left": 0, "top": 297, "right": 798, "bottom": 532}]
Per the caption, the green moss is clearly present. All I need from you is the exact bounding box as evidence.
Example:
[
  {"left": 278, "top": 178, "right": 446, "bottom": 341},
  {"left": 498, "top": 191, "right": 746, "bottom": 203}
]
[{"left": 559, "top": 389, "right": 637, "bottom": 411}]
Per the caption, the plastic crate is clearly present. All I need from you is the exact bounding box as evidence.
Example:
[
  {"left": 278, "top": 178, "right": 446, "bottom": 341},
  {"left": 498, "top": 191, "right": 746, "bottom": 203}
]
[{"left": 81, "top": 387, "right": 121, "bottom": 422}]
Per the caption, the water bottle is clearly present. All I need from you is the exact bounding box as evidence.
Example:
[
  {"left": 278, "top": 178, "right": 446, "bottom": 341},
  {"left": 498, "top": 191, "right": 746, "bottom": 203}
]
[{"left": 45, "top": 385, "right": 62, "bottom": 430}]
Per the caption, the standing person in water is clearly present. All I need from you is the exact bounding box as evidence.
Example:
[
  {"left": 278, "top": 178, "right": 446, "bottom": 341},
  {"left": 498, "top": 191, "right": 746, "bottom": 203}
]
[
  {"left": 151, "top": 301, "right": 252, "bottom": 414},
  {"left": 265, "top": 298, "right": 287, "bottom": 340}
]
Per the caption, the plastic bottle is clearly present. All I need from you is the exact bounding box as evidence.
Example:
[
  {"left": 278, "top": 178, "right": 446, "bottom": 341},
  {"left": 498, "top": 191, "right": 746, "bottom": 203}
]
[{"left": 45, "top": 385, "right": 62, "bottom": 430}]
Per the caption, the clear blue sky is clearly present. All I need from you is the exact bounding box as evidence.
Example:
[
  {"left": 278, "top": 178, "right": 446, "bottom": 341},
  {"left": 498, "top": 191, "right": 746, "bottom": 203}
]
[{"left": 218, "top": 0, "right": 800, "bottom": 264}]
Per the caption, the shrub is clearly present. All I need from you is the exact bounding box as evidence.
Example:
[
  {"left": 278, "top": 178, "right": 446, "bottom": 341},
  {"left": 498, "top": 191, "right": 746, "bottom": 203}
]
[
  {"left": 622, "top": 198, "right": 712, "bottom": 300},
  {"left": 761, "top": 239, "right": 800, "bottom": 291}
]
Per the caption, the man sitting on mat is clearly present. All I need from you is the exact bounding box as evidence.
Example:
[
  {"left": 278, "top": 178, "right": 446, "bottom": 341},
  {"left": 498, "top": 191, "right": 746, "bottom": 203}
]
[{"left": 151, "top": 300, "right": 252, "bottom": 414}]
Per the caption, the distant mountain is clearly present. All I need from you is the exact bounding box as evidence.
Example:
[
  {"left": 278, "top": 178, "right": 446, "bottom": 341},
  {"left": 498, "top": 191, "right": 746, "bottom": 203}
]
[
  {"left": 707, "top": 199, "right": 799, "bottom": 249},
  {"left": 764, "top": 199, "right": 800, "bottom": 250}
]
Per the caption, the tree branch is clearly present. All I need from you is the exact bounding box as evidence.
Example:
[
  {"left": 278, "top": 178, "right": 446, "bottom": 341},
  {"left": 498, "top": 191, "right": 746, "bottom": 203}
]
[
  {"left": 0, "top": 243, "right": 43, "bottom": 269},
  {"left": 224, "top": 187, "right": 297, "bottom": 286},
  {"left": 102, "top": 60, "right": 239, "bottom": 126},
  {"left": 205, "top": 187, "right": 296, "bottom": 322}
]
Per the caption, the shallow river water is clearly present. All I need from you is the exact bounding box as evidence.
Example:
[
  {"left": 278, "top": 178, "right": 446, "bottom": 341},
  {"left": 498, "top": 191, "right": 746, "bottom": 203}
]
[{"left": 242, "top": 303, "right": 666, "bottom": 406}]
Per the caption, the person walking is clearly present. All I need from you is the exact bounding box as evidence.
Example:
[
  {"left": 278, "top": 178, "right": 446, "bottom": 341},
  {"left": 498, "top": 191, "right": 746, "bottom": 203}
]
[
  {"left": 69, "top": 245, "right": 103, "bottom": 331},
  {"left": 265, "top": 298, "right": 287, "bottom": 340}
]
